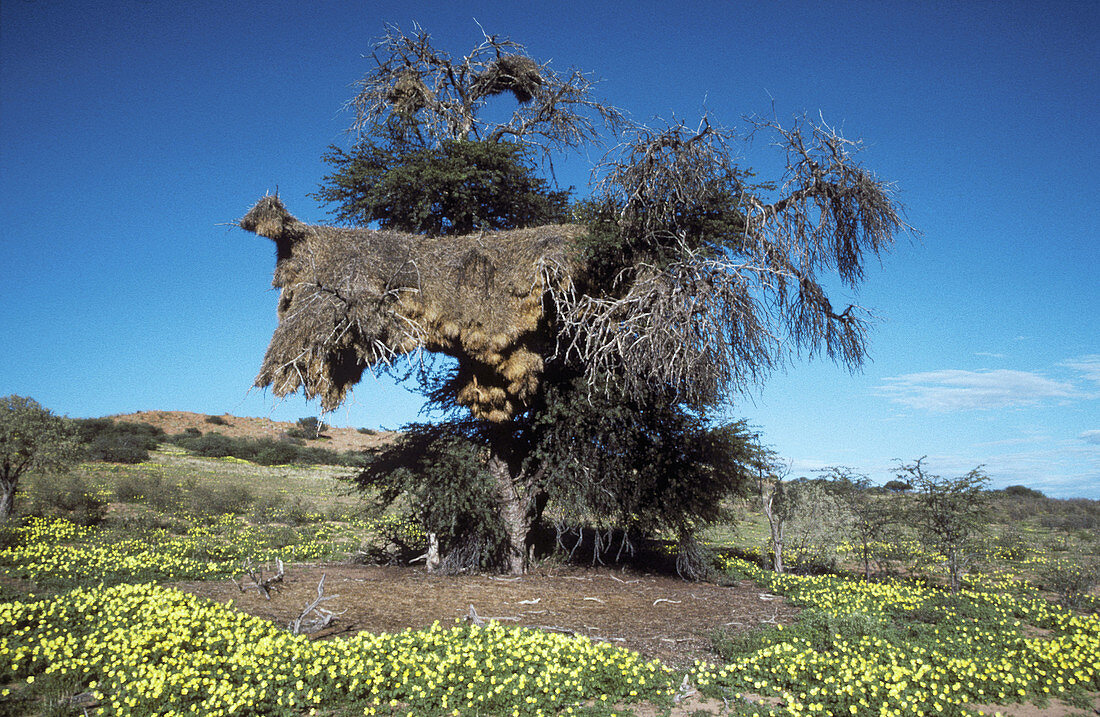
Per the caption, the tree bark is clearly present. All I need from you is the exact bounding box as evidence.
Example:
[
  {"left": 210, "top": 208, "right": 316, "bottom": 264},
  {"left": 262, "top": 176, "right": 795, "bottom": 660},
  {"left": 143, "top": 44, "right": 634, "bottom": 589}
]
[
  {"left": 485, "top": 427, "right": 533, "bottom": 575},
  {"left": 0, "top": 477, "right": 15, "bottom": 526}
]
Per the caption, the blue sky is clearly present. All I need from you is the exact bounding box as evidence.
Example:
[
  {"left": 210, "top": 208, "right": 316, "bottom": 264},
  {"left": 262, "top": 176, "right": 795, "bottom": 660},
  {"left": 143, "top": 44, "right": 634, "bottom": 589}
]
[{"left": 2, "top": 1, "right": 1097, "bottom": 497}]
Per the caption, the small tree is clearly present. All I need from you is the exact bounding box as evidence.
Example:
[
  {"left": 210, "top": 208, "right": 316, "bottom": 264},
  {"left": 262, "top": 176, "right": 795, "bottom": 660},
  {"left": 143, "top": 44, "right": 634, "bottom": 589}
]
[
  {"left": 900, "top": 457, "right": 990, "bottom": 592},
  {"left": 783, "top": 479, "right": 852, "bottom": 570},
  {"left": 0, "top": 396, "right": 78, "bottom": 524},
  {"left": 755, "top": 460, "right": 793, "bottom": 574},
  {"left": 823, "top": 467, "right": 898, "bottom": 580}
]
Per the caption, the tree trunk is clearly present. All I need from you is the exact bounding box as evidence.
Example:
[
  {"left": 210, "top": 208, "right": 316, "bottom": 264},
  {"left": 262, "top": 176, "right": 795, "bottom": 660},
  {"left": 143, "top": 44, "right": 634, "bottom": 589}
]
[
  {"left": 485, "top": 428, "right": 532, "bottom": 576},
  {"left": 0, "top": 477, "right": 15, "bottom": 526},
  {"left": 759, "top": 476, "right": 785, "bottom": 574},
  {"left": 425, "top": 533, "right": 440, "bottom": 573}
]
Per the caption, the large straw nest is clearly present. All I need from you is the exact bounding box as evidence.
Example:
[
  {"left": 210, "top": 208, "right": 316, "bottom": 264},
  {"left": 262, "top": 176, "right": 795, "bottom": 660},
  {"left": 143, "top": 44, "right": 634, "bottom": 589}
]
[
  {"left": 385, "top": 69, "right": 434, "bottom": 115},
  {"left": 239, "top": 196, "right": 582, "bottom": 422},
  {"left": 470, "top": 55, "right": 543, "bottom": 103}
]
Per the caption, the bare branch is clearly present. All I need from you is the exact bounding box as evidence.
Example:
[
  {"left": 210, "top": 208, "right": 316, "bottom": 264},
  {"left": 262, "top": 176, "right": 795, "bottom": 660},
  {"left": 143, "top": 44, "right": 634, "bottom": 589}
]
[
  {"left": 345, "top": 24, "right": 624, "bottom": 160},
  {"left": 236, "top": 558, "right": 285, "bottom": 600},
  {"left": 553, "top": 114, "right": 908, "bottom": 408}
]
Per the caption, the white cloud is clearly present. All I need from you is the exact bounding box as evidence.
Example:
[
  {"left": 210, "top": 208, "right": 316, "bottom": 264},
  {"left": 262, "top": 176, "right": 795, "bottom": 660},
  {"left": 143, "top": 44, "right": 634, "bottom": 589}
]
[
  {"left": 1081, "top": 430, "right": 1100, "bottom": 445},
  {"left": 878, "top": 369, "right": 1080, "bottom": 412},
  {"left": 1063, "top": 355, "right": 1100, "bottom": 385}
]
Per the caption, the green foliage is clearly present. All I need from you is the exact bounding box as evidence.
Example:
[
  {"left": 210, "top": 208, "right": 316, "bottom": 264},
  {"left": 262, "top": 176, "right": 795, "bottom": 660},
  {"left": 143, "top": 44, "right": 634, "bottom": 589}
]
[
  {"left": 0, "top": 395, "right": 79, "bottom": 522},
  {"left": 168, "top": 432, "right": 362, "bottom": 467},
  {"left": 780, "top": 479, "right": 852, "bottom": 571},
  {"left": 353, "top": 422, "right": 508, "bottom": 570},
  {"left": 203, "top": 414, "right": 228, "bottom": 426},
  {"left": 902, "top": 457, "right": 990, "bottom": 593},
  {"left": 883, "top": 479, "right": 912, "bottom": 492},
  {"left": 1002, "top": 484, "right": 1045, "bottom": 499},
  {"left": 286, "top": 416, "right": 325, "bottom": 441},
  {"left": 73, "top": 418, "right": 164, "bottom": 464},
  {"left": 529, "top": 378, "right": 758, "bottom": 542},
  {"left": 825, "top": 468, "right": 902, "bottom": 580},
  {"left": 312, "top": 139, "right": 570, "bottom": 235},
  {"left": 23, "top": 472, "right": 109, "bottom": 526}
]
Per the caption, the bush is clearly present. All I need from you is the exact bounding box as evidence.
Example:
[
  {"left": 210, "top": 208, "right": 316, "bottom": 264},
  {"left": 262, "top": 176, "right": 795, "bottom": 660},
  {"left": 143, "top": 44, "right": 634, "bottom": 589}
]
[
  {"left": 251, "top": 441, "right": 301, "bottom": 466},
  {"left": 204, "top": 415, "right": 229, "bottom": 426},
  {"left": 184, "top": 483, "right": 254, "bottom": 518},
  {"left": 1002, "top": 484, "right": 1045, "bottom": 499},
  {"left": 25, "top": 473, "right": 108, "bottom": 526},
  {"left": 1040, "top": 558, "right": 1100, "bottom": 608},
  {"left": 357, "top": 427, "right": 378, "bottom": 435},
  {"left": 87, "top": 434, "right": 151, "bottom": 463},
  {"left": 169, "top": 431, "right": 360, "bottom": 467},
  {"left": 74, "top": 418, "right": 163, "bottom": 463}
]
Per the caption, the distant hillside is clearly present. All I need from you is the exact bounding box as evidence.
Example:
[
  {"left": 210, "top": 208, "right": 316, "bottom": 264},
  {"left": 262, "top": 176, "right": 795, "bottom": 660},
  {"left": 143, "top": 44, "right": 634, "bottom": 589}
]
[{"left": 111, "top": 411, "right": 396, "bottom": 453}]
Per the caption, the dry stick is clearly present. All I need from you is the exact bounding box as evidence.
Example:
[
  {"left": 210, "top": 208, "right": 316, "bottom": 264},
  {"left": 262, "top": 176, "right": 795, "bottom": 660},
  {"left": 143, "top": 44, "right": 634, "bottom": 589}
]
[
  {"left": 236, "top": 558, "right": 285, "bottom": 600},
  {"left": 289, "top": 573, "right": 345, "bottom": 635},
  {"left": 652, "top": 598, "right": 682, "bottom": 606},
  {"left": 464, "top": 604, "right": 519, "bottom": 626}
]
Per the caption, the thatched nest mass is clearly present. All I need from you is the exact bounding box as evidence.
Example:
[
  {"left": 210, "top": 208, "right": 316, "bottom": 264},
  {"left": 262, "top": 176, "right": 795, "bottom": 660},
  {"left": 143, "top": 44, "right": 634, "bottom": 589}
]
[
  {"left": 239, "top": 196, "right": 582, "bottom": 422},
  {"left": 469, "top": 55, "right": 543, "bottom": 103}
]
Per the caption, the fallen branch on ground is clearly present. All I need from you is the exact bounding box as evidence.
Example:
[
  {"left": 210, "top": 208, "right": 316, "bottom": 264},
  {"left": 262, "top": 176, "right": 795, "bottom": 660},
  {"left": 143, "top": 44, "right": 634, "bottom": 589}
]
[
  {"left": 289, "top": 573, "right": 346, "bottom": 635},
  {"left": 234, "top": 558, "right": 285, "bottom": 600}
]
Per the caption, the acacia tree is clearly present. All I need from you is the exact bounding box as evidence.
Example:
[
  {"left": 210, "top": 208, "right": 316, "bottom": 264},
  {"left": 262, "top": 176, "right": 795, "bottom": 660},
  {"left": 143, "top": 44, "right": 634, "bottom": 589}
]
[
  {"left": 0, "top": 396, "right": 77, "bottom": 524},
  {"left": 823, "top": 467, "right": 899, "bottom": 580},
  {"left": 273, "top": 26, "right": 907, "bottom": 575},
  {"left": 900, "top": 457, "right": 990, "bottom": 592}
]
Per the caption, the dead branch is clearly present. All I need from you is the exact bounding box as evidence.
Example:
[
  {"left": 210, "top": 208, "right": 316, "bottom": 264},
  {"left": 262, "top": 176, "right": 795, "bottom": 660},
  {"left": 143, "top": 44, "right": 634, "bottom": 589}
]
[
  {"left": 289, "top": 573, "right": 346, "bottom": 635},
  {"left": 464, "top": 604, "right": 520, "bottom": 626},
  {"left": 236, "top": 558, "right": 285, "bottom": 600},
  {"left": 346, "top": 24, "right": 624, "bottom": 159},
  {"left": 552, "top": 114, "right": 908, "bottom": 409}
]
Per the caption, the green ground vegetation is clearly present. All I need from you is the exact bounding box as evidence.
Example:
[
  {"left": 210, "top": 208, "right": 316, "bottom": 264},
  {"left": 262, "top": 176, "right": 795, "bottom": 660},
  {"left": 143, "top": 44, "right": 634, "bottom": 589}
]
[{"left": 0, "top": 445, "right": 1097, "bottom": 716}]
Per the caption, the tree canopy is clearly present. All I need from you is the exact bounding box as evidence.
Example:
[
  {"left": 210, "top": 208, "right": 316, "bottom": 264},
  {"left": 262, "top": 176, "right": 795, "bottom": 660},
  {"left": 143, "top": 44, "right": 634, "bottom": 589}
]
[
  {"left": 312, "top": 139, "right": 570, "bottom": 235},
  {"left": 0, "top": 395, "right": 77, "bottom": 524}
]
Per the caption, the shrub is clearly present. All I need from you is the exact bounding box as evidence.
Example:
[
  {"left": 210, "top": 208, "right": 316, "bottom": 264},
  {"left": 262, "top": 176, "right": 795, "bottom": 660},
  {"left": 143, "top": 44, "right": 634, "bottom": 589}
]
[
  {"left": 250, "top": 441, "right": 301, "bottom": 466},
  {"left": 175, "top": 433, "right": 237, "bottom": 458},
  {"left": 357, "top": 427, "right": 378, "bottom": 435},
  {"left": 25, "top": 473, "right": 108, "bottom": 526},
  {"left": 1040, "top": 558, "right": 1100, "bottom": 608},
  {"left": 184, "top": 483, "right": 254, "bottom": 518},
  {"left": 286, "top": 416, "right": 327, "bottom": 440},
  {"left": 204, "top": 415, "right": 229, "bottom": 426},
  {"left": 87, "top": 433, "right": 151, "bottom": 464},
  {"left": 1002, "top": 484, "right": 1045, "bottom": 499},
  {"left": 169, "top": 431, "right": 360, "bottom": 467},
  {"left": 74, "top": 418, "right": 163, "bottom": 463}
]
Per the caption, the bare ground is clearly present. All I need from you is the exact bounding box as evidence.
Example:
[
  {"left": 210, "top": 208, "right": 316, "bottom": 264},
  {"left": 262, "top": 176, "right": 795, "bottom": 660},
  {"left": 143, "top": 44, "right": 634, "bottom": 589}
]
[{"left": 174, "top": 562, "right": 797, "bottom": 668}]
